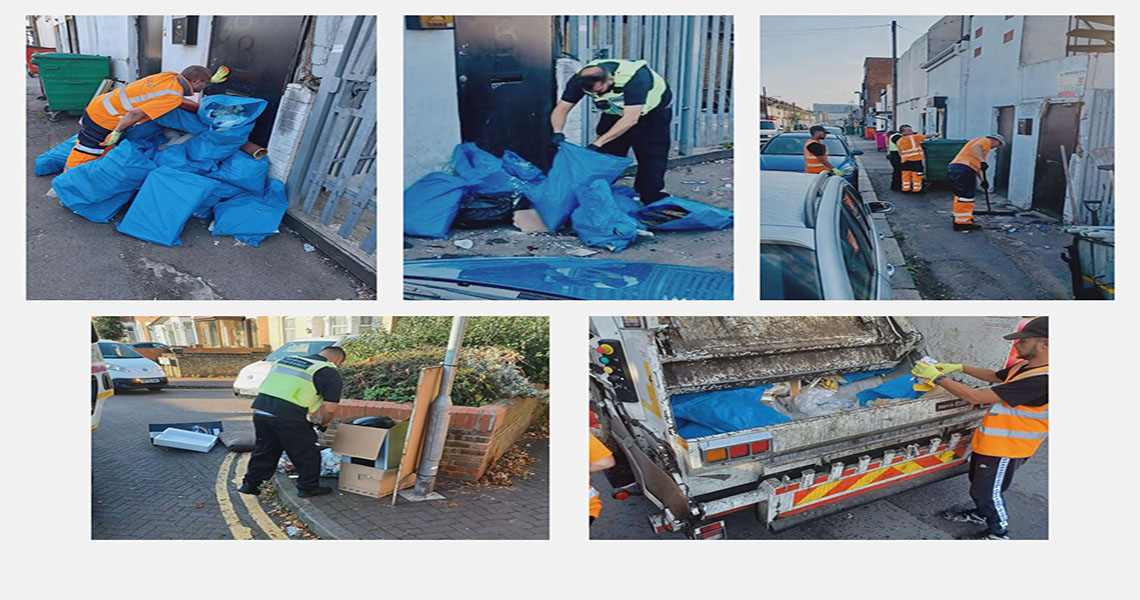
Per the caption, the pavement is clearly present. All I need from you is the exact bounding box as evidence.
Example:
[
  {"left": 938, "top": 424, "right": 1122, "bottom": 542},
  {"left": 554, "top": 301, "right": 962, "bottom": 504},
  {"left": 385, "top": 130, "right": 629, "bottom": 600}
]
[
  {"left": 590, "top": 440, "right": 1048, "bottom": 540},
  {"left": 853, "top": 137, "right": 1073, "bottom": 300},
  {"left": 92, "top": 388, "right": 548, "bottom": 540},
  {"left": 26, "top": 75, "right": 373, "bottom": 300},
  {"left": 404, "top": 157, "right": 734, "bottom": 272}
]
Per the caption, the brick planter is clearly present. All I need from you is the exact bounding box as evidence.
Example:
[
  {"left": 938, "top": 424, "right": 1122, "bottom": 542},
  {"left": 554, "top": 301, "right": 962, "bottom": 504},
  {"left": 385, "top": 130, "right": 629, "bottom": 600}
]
[{"left": 331, "top": 396, "right": 543, "bottom": 481}]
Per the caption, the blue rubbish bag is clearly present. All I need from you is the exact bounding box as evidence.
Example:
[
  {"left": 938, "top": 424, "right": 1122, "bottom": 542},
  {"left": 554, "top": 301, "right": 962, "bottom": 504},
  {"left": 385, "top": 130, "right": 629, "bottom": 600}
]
[
  {"left": 193, "top": 179, "right": 247, "bottom": 219},
  {"left": 570, "top": 179, "right": 641, "bottom": 252},
  {"left": 34, "top": 135, "right": 78, "bottom": 176},
  {"left": 528, "top": 141, "right": 632, "bottom": 231},
  {"left": 184, "top": 96, "right": 267, "bottom": 162},
  {"left": 404, "top": 172, "right": 469, "bottom": 238},
  {"left": 501, "top": 150, "right": 545, "bottom": 183},
  {"left": 451, "top": 143, "right": 518, "bottom": 195},
  {"left": 609, "top": 184, "right": 643, "bottom": 216},
  {"left": 670, "top": 385, "right": 788, "bottom": 436},
  {"left": 153, "top": 107, "right": 209, "bottom": 135},
  {"left": 122, "top": 121, "right": 165, "bottom": 145},
  {"left": 637, "top": 197, "right": 734, "bottom": 231},
  {"left": 855, "top": 373, "right": 926, "bottom": 406},
  {"left": 207, "top": 151, "right": 268, "bottom": 193},
  {"left": 116, "top": 167, "right": 221, "bottom": 246},
  {"left": 213, "top": 179, "right": 288, "bottom": 247},
  {"left": 155, "top": 144, "right": 218, "bottom": 174},
  {"left": 54, "top": 140, "right": 157, "bottom": 223},
  {"left": 675, "top": 418, "right": 722, "bottom": 440}
]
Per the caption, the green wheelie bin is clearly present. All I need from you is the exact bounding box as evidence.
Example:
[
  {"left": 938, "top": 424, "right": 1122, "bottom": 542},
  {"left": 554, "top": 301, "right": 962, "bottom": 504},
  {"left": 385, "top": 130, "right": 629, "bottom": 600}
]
[
  {"left": 29, "top": 53, "right": 110, "bottom": 122},
  {"left": 921, "top": 139, "right": 967, "bottom": 188}
]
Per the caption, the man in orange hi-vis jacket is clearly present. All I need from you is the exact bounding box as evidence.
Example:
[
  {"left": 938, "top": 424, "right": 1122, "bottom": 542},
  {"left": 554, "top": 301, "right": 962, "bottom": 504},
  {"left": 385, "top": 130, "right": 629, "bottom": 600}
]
[
  {"left": 895, "top": 125, "right": 937, "bottom": 193},
  {"left": 911, "top": 316, "right": 1048, "bottom": 540},
  {"left": 64, "top": 65, "right": 229, "bottom": 170},
  {"left": 945, "top": 134, "right": 1006, "bottom": 230},
  {"left": 589, "top": 434, "right": 616, "bottom": 526}
]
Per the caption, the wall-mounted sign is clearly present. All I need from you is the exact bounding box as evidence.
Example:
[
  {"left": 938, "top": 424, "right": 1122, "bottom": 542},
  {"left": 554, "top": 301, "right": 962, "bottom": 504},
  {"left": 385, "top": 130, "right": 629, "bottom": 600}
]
[
  {"left": 406, "top": 16, "right": 455, "bottom": 30},
  {"left": 1058, "top": 70, "right": 1086, "bottom": 98},
  {"left": 1017, "top": 118, "right": 1033, "bottom": 135}
]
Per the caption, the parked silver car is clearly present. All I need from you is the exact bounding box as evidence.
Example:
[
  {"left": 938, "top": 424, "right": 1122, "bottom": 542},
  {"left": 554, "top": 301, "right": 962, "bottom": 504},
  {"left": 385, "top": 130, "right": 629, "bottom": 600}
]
[{"left": 761, "top": 171, "right": 894, "bottom": 299}]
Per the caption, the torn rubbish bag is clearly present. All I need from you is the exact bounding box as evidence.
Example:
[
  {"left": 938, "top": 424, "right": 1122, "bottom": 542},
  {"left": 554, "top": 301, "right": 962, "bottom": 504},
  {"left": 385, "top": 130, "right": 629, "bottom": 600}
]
[
  {"left": 609, "top": 184, "right": 643, "bottom": 216},
  {"left": 54, "top": 140, "right": 157, "bottom": 223},
  {"left": 451, "top": 143, "right": 519, "bottom": 195},
  {"left": 34, "top": 135, "right": 78, "bottom": 176},
  {"left": 637, "top": 197, "right": 734, "bottom": 231},
  {"left": 116, "top": 167, "right": 221, "bottom": 246},
  {"left": 570, "top": 179, "right": 641, "bottom": 252},
  {"left": 183, "top": 96, "right": 267, "bottom": 162},
  {"left": 404, "top": 172, "right": 468, "bottom": 238},
  {"left": 212, "top": 179, "right": 289, "bottom": 247},
  {"left": 501, "top": 149, "right": 545, "bottom": 184},
  {"left": 528, "top": 141, "right": 632, "bottom": 231}
]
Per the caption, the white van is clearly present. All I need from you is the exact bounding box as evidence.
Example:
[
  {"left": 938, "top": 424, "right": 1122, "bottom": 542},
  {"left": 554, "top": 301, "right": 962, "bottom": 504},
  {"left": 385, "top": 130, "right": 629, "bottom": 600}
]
[{"left": 233, "top": 337, "right": 349, "bottom": 397}]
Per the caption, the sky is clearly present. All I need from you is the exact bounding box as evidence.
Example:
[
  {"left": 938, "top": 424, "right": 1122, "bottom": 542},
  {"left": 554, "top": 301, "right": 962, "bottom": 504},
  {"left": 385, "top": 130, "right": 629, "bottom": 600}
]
[{"left": 761, "top": 15, "right": 942, "bottom": 109}]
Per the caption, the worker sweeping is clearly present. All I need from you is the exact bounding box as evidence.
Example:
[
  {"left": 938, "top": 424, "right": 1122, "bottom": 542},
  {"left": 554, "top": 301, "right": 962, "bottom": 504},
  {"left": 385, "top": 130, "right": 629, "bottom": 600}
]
[
  {"left": 239, "top": 346, "right": 346, "bottom": 499},
  {"left": 895, "top": 125, "right": 937, "bottom": 193},
  {"left": 550, "top": 59, "right": 672, "bottom": 204},
  {"left": 887, "top": 129, "right": 903, "bottom": 191},
  {"left": 946, "top": 134, "right": 1005, "bottom": 230},
  {"left": 910, "top": 316, "right": 1048, "bottom": 540},
  {"left": 589, "top": 434, "right": 616, "bottom": 526},
  {"left": 64, "top": 65, "right": 229, "bottom": 170},
  {"left": 804, "top": 125, "right": 844, "bottom": 177}
]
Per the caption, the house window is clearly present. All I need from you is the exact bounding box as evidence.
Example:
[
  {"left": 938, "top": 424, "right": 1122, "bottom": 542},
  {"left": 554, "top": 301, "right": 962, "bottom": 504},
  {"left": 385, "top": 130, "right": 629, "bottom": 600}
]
[
  {"left": 975, "top": 27, "right": 983, "bottom": 38},
  {"left": 329, "top": 316, "right": 351, "bottom": 336},
  {"left": 974, "top": 47, "right": 983, "bottom": 57},
  {"left": 359, "top": 317, "right": 374, "bottom": 330},
  {"left": 283, "top": 317, "right": 296, "bottom": 342},
  {"left": 1003, "top": 30, "right": 1014, "bottom": 43}
]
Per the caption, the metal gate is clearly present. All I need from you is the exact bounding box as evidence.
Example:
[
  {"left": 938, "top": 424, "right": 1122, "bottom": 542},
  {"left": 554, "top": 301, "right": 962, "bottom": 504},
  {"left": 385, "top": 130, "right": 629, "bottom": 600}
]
[
  {"left": 285, "top": 16, "right": 377, "bottom": 283},
  {"left": 1073, "top": 89, "right": 1113, "bottom": 225},
  {"left": 555, "top": 15, "right": 734, "bottom": 155}
]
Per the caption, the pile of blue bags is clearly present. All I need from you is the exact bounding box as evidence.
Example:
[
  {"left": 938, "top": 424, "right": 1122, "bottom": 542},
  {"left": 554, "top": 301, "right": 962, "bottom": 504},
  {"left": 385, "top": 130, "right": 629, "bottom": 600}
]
[
  {"left": 37, "top": 95, "right": 288, "bottom": 248},
  {"left": 670, "top": 385, "right": 789, "bottom": 439},
  {"left": 404, "top": 141, "right": 733, "bottom": 252}
]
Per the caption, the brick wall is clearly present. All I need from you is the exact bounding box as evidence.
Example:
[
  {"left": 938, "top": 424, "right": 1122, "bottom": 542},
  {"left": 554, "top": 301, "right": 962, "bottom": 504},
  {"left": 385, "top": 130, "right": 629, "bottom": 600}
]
[
  {"left": 329, "top": 396, "right": 543, "bottom": 481},
  {"left": 161, "top": 349, "right": 269, "bottom": 378}
]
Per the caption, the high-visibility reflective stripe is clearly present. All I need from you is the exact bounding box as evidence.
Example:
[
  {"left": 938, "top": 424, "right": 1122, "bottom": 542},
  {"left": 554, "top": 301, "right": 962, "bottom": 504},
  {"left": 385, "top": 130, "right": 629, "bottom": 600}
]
[
  {"left": 993, "top": 457, "right": 1010, "bottom": 529},
  {"left": 118, "top": 88, "right": 134, "bottom": 111},
  {"left": 102, "top": 94, "right": 119, "bottom": 117},
  {"left": 128, "top": 89, "right": 182, "bottom": 104},
  {"left": 977, "top": 426, "right": 1047, "bottom": 440},
  {"left": 268, "top": 365, "right": 314, "bottom": 382},
  {"left": 589, "top": 487, "right": 599, "bottom": 499},
  {"left": 74, "top": 142, "right": 105, "bottom": 155},
  {"left": 988, "top": 404, "right": 1048, "bottom": 420},
  {"left": 952, "top": 212, "right": 973, "bottom": 217}
]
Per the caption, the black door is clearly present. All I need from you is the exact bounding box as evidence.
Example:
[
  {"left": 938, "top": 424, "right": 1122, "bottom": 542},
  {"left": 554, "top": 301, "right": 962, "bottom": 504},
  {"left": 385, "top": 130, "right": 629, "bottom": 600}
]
[
  {"left": 136, "top": 16, "right": 164, "bottom": 78},
  {"left": 206, "top": 16, "right": 309, "bottom": 146},
  {"left": 994, "top": 106, "right": 1014, "bottom": 195},
  {"left": 454, "top": 16, "right": 556, "bottom": 169},
  {"left": 1031, "top": 102, "right": 1080, "bottom": 219}
]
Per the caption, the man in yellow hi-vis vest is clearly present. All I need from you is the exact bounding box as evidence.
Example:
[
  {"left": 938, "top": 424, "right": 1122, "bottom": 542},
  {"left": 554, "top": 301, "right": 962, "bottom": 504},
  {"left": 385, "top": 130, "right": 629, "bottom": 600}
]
[
  {"left": 550, "top": 59, "right": 673, "bottom": 204},
  {"left": 239, "top": 346, "right": 346, "bottom": 498},
  {"left": 911, "top": 317, "right": 1048, "bottom": 540}
]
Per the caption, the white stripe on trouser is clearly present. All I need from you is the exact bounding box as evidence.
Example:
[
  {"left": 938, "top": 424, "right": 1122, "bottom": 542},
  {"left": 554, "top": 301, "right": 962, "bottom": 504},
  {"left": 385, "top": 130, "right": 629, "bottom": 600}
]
[
  {"left": 992, "top": 457, "right": 1010, "bottom": 530},
  {"left": 74, "top": 142, "right": 106, "bottom": 155}
]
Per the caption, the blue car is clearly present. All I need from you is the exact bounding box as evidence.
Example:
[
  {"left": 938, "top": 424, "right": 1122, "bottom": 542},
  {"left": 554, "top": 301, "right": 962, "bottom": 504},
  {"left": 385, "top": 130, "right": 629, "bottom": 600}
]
[{"left": 761, "top": 132, "right": 862, "bottom": 188}]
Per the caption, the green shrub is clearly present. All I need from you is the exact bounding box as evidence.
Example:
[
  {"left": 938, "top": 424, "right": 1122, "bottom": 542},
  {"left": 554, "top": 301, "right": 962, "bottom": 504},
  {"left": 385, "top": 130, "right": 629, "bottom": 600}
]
[
  {"left": 339, "top": 346, "right": 535, "bottom": 407},
  {"left": 342, "top": 317, "right": 549, "bottom": 384}
]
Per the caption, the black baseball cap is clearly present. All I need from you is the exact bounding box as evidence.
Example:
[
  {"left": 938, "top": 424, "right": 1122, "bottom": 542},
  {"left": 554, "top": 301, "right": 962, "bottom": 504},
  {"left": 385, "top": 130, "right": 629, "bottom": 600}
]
[{"left": 1003, "top": 316, "right": 1047, "bottom": 340}]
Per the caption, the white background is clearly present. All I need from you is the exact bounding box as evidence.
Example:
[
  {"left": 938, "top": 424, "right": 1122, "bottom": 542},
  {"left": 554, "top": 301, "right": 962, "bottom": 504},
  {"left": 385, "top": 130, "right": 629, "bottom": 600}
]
[{"left": 6, "top": 2, "right": 1133, "bottom": 598}]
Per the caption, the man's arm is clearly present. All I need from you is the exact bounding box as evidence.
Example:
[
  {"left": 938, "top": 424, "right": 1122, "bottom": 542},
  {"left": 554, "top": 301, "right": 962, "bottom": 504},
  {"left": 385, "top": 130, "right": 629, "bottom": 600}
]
[
  {"left": 962, "top": 365, "right": 1002, "bottom": 383},
  {"left": 550, "top": 100, "right": 576, "bottom": 134},
  {"left": 590, "top": 455, "right": 616, "bottom": 472},
  {"left": 935, "top": 376, "right": 1003, "bottom": 405},
  {"left": 179, "top": 97, "right": 200, "bottom": 112},
  {"left": 114, "top": 108, "right": 148, "bottom": 133},
  {"left": 592, "top": 104, "right": 642, "bottom": 147},
  {"left": 809, "top": 142, "right": 834, "bottom": 169},
  {"left": 317, "top": 402, "right": 339, "bottom": 427}
]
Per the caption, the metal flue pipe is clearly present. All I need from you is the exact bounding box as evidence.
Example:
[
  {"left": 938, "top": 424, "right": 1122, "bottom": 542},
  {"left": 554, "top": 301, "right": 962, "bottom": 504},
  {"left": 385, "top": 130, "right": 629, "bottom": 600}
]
[{"left": 410, "top": 316, "right": 468, "bottom": 498}]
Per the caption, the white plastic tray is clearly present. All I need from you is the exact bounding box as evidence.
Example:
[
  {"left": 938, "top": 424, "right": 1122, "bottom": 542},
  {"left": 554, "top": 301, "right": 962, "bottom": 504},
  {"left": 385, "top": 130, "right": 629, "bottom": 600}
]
[{"left": 153, "top": 427, "right": 218, "bottom": 453}]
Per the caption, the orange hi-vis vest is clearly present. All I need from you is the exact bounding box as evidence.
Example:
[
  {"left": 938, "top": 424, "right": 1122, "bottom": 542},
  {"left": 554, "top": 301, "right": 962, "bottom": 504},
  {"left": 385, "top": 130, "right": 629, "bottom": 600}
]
[
  {"left": 803, "top": 138, "right": 827, "bottom": 173},
  {"left": 971, "top": 361, "right": 1048, "bottom": 459},
  {"left": 897, "top": 134, "right": 928, "bottom": 162},
  {"left": 951, "top": 137, "right": 996, "bottom": 174},
  {"left": 85, "top": 72, "right": 191, "bottom": 130}
]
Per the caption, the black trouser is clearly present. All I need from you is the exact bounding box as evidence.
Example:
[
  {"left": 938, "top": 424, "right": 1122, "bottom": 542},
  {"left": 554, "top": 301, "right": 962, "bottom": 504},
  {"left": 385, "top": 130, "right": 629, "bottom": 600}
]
[
  {"left": 887, "top": 151, "right": 902, "bottom": 191},
  {"left": 244, "top": 415, "right": 322, "bottom": 490},
  {"left": 596, "top": 103, "right": 672, "bottom": 204},
  {"left": 968, "top": 452, "right": 1026, "bottom": 534}
]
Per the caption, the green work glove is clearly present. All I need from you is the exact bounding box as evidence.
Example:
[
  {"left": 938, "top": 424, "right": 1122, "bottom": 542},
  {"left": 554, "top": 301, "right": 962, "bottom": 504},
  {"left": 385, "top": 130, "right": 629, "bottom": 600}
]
[
  {"left": 911, "top": 362, "right": 941, "bottom": 381},
  {"left": 935, "top": 363, "right": 963, "bottom": 374},
  {"left": 831, "top": 167, "right": 843, "bottom": 176},
  {"left": 100, "top": 130, "right": 122, "bottom": 147},
  {"left": 211, "top": 65, "right": 230, "bottom": 84}
]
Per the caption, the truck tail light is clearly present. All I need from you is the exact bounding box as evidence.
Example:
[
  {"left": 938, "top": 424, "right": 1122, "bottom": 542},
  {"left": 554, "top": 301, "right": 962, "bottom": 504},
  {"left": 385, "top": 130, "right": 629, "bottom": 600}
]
[
  {"left": 703, "top": 448, "right": 728, "bottom": 463},
  {"left": 694, "top": 521, "right": 726, "bottom": 540},
  {"left": 751, "top": 440, "right": 770, "bottom": 453},
  {"left": 728, "top": 444, "right": 749, "bottom": 458}
]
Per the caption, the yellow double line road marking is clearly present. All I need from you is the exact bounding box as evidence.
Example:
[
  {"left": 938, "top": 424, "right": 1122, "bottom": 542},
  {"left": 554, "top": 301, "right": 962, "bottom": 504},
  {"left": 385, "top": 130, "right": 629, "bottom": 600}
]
[{"left": 214, "top": 452, "right": 289, "bottom": 540}]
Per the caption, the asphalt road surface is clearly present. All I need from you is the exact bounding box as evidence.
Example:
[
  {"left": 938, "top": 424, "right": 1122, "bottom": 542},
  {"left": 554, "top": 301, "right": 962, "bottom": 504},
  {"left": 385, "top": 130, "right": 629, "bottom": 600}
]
[{"left": 590, "top": 441, "right": 1048, "bottom": 540}]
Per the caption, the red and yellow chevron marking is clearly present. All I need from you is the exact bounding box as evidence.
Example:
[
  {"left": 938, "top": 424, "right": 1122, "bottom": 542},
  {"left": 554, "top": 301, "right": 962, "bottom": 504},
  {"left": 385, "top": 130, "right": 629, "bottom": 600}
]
[{"left": 780, "top": 445, "right": 968, "bottom": 516}]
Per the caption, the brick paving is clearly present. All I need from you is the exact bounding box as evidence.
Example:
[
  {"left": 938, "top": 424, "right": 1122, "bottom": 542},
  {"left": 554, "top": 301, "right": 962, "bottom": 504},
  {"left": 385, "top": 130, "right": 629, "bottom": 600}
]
[{"left": 93, "top": 388, "right": 549, "bottom": 540}]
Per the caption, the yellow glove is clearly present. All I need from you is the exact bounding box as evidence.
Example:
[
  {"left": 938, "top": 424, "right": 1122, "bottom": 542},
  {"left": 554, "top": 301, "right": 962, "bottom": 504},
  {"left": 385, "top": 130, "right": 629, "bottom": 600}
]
[
  {"left": 100, "top": 130, "right": 122, "bottom": 147},
  {"left": 211, "top": 65, "right": 230, "bottom": 84},
  {"left": 831, "top": 167, "right": 843, "bottom": 176},
  {"left": 911, "top": 362, "right": 941, "bottom": 381},
  {"left": 935, "top": 363, "right": 962, "bottom": 374}
]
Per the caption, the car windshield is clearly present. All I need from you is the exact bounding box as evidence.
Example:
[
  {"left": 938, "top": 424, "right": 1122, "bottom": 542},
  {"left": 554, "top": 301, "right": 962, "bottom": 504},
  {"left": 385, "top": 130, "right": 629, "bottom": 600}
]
[
  {"left": 265, "top": 340, "right": 336, "bottom": 362},
  {"left": 763, "top": 136, "right": 848, "bottom": 156},
  {"left": 761, "top": 121, "right": 777, "bottom": 130},
  {"left": 761, "top": 243, "right": 823, "bottom": 300},
  {"left": 100, "top": 342, "right": 143, "bottom": 359}
]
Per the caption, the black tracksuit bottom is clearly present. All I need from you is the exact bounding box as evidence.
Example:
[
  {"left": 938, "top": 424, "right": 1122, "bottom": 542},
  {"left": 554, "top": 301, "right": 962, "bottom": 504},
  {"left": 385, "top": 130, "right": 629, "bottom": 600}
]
[
  {"left": 887, "top": 151, "right": 902, "bottom": 191},
  {"left": 968, "top": 452, "right": 1026, "bottom": 534},
  {"left": 244, "top": 415, "right": 323, "bottom": 490},
  {"left": 596, "top": 103, "right": 672, "bottom": 204}
]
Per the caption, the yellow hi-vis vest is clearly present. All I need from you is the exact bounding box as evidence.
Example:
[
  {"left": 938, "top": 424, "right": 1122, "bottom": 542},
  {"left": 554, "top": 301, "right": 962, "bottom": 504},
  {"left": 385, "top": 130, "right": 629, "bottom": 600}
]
[
  {"left": 583, "top": 59, "right": 667, "bottom": 115},
  {"left": 971, "top": 362, "right": 1048, "bottom": 458},
  {"left": 257, "top": 356, "right": 337, "bottom": 414}
]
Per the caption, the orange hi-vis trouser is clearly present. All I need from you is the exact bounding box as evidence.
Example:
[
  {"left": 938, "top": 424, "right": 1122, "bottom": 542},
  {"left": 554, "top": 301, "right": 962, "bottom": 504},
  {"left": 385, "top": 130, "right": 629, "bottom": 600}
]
[
  {"left": 64, "top": 147, "right": 107, "bottom": 170},
  {"left": 901, "top": 163, "right": 924, "bottom": 192},
  {"left": 953, "top": 196, "right": 976, "bottom": 224}
]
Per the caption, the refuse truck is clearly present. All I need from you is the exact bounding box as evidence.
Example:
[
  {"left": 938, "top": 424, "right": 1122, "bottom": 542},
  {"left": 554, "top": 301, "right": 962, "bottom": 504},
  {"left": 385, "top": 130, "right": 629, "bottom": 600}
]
[{"left": 588, "top": 316, "right": 1023, "bottom": 539}]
